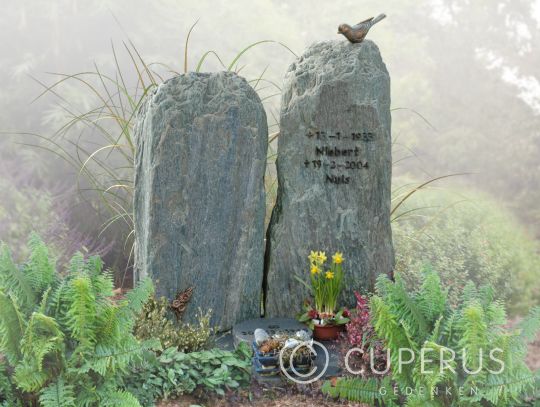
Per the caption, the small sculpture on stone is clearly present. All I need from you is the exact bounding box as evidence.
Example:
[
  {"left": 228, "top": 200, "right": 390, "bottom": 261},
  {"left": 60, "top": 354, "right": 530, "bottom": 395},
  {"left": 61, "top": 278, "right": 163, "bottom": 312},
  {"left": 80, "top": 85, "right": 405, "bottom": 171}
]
[{"left": 338, "top": 14, "right": 386, "bottom": 43}]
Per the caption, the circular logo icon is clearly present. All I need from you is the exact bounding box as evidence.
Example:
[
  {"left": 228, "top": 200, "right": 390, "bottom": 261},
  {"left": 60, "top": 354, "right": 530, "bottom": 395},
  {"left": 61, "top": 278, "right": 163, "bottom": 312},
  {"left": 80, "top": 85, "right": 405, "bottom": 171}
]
[{"left": 278, "top": 340, "right": 329, "bottom": 384}]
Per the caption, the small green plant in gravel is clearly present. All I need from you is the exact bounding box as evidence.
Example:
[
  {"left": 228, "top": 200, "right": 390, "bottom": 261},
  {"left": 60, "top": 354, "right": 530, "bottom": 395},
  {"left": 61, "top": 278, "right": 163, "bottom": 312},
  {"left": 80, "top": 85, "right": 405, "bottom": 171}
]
[{"left": 124, "top": 342, "right": 252, "bottom": 406}]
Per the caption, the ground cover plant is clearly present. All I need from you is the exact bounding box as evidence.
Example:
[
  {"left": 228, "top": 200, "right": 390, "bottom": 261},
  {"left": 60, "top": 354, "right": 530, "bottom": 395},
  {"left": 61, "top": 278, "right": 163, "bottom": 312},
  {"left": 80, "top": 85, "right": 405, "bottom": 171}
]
[
  {"left": 0, "top": 234, "right": 157, "bottom": 406},
  {"left": 133, "top": 295, "right": 214, "bottom": 353},
  {"left": 323, "top": 266, "right": 540, "bottom": 406},
  {"left": 124, "top": 343, "right": 252, "bottom": 406}
]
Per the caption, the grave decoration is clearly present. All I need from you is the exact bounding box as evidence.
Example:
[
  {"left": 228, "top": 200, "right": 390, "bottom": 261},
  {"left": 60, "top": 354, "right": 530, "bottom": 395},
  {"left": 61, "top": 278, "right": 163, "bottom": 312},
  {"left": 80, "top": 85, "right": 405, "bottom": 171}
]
[{"left": 297, "top": 250, "right": 350, "bottom": 340}]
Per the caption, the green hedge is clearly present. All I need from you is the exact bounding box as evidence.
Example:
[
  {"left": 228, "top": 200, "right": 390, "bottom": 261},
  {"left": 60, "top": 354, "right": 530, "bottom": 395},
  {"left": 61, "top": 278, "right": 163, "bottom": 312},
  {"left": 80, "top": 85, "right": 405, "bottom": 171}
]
[{"left": 392, "top": 187, "right": 540, "bottom": 314}]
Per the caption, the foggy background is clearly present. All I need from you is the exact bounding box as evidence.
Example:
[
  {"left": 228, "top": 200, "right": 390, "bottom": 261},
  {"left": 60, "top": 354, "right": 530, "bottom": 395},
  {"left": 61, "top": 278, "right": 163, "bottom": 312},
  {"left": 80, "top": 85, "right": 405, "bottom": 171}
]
[{"left": 1, "top": 0, "right": 539, "bottom": 291}]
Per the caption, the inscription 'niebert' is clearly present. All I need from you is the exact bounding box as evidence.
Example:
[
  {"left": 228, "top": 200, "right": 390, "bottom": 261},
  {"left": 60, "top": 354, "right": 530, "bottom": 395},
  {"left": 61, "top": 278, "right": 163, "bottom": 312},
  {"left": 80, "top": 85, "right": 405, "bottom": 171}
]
[{"left": 302, "top": 130, "right": 375, "bottom": 186}]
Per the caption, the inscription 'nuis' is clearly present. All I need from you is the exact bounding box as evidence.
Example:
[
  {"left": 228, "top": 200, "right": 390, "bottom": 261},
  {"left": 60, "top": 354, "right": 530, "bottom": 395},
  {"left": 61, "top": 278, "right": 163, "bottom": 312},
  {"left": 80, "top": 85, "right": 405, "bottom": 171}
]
[{"left": 326, "top": 174, "right": 350, "bottom": 185}]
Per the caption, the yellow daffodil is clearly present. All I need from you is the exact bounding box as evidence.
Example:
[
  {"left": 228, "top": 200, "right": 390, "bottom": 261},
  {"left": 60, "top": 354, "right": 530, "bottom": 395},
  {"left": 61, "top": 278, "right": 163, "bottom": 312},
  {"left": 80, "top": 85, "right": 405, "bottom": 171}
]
[
  {"left": 332, "top": 251, "right": 344, "bottom": 264},
  {"left": 325, "top": 271, "right": 334, "bottom": 279},
  {"left": 308, "top": 250, "right": 318, "bottom": 263},
  {"left": 310, "top": 265, "right": 320, "bottom": 275},
  {"left": 317, "top": 251, "right": 327, "bottom": 264}
]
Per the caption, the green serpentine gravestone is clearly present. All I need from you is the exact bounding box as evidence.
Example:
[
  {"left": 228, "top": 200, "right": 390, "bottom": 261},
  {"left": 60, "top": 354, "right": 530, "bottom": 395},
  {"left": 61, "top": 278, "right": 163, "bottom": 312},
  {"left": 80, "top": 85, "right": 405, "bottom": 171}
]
[
  {"left": 134, "top": 72, "right": 268, "bottom": 330},
  {"left": 264, "top": 40, "right": 394, "bottom": 317}
]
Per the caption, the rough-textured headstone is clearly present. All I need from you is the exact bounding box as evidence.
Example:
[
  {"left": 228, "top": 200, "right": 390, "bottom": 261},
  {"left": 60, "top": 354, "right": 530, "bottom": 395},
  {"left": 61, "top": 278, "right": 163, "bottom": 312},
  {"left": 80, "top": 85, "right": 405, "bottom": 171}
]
[
  {"left": 134, "top": 72, "right": 268, "bottom": 331},
  {"left": 264, "top": 40, "right": 394, "bottom": 317}
]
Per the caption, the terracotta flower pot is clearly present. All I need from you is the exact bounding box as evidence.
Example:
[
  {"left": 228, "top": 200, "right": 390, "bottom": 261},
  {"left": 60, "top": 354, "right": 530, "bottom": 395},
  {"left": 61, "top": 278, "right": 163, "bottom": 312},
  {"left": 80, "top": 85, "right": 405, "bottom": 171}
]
[{"left": 313, "top": 323, "right": 344, "bottom": 341}]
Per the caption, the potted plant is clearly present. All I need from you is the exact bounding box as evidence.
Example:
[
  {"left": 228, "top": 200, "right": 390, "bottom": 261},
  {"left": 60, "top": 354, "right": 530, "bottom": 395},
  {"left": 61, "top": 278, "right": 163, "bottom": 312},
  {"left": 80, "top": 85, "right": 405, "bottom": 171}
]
[{"left": 296, "top": 251, "right": 350, "bottom": 340}]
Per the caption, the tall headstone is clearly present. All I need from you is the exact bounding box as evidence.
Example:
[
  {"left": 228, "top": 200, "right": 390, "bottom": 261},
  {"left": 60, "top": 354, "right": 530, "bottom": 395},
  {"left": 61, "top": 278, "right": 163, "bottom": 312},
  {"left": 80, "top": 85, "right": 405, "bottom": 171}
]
[
  {"left": 265, "top": 40, "right": 394, "bottom": 317},
  {"left": 134, "top": 72, "right": 268, "bottom": 330}
]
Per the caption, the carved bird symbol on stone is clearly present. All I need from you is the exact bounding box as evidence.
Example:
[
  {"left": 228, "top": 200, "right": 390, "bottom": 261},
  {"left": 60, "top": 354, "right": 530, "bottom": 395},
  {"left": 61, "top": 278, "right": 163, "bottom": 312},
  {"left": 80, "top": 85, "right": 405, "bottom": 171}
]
[{"left": 338, "top": 14, "right": 386, "bottom": 43}]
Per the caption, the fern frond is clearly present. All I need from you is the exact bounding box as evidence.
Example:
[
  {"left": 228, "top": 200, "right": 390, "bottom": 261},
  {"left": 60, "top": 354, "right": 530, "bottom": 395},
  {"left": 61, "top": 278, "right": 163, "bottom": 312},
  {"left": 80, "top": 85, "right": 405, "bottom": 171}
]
[
  {"left": 417, "top": 265, "right": 447, "bottom": 325},
  {"left": 66, "top": 275, "right": 96, "bottom": 347},
  {"left": 484, "top": 300, "right": 506, "bottom": 327},
  {"left": 91, "top": 272, "right": 115, "bottom": 305},
  {"left": 95, "top": 304, "right": 121, "bottom": 345},
  {"left": 19, "top": 312, "right": 64, "bottom": 373},
  {"left": 440, "top": 309, "right": 459, "bottom": 348},
  {"left": 374, "top": 272, "right": 393, "bottom": 298},
  {"left": 463, "top": 368, "right": 537, "bottom": 405},
  {"left": 0, "top": 244, "right": 35, "bottom": 309},
  {"left": 518, "top": 306, "right": 540, "bottom": 344},
  {"left": 84, "top": 255, "right": 104, "bottom": 278},
  {"left": 66, "top": 253, "right": 85, "bottom": 277},
  {"left": 458, "top": 281, "right": 478, "bottom": 310},
  {"left": 125, "top": 277, "right": 154, "bottom": 317},
  {"left": 98, "top": 389, "right": 142, "bottom": 407},
  {"left": 458, "top": 302, "right": 488, "bottom": 373},
  {"left": 371, "top": 295, "right": 418, "bottom": 387},
  {"left": 26, "top": 233, "right": 55, "bottom": 294},
  {"left": 47, "top": 279, "right": 69, "bottom": 320},
  {"left": 322, "top": 377, "right": 397, "bottom": 405},
  {"left": 13, "top": 362, "right": 48, "bottom": 392},
  {"left": 413, "top": 341, "right": 457, "bottom": 397},
  {"left": 0, "top": 290, "right": 25, "bottom": 364},
  {"left": 428, "top": 316, "right": 443, "bottom": 343},
  {"left": 0, "top": 361, "right": 15, "bottom": 405},
  {"left": 81, "top": 340, "right": 139, "bottom": 376},
  {"left": 404, "top": 394, "right": 443, "bottom": 406},
  {"left": 478, "top": 284, "right": 495, "bottom": 309},
  {"left": 387, "top": 276, "right": 429, "bottom": 342},
  {"left": 38, "top": 378, "right": 75, "bottom": 407}
]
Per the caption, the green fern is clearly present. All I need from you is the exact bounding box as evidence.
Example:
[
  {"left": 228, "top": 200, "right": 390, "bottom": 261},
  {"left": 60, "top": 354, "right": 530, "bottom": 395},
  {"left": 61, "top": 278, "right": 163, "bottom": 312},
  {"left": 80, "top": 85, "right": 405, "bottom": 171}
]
[
  {"left": 38, "top": 379, "right": 75, "bottom": 407},
  {"left": 99, "top": 390, "right": 142, "bottom": 407},
  {"left": 0, "top": 243, "right": 35, "bottom": 309},
  {"left": 66, "top": 274, "right": 97, "bottom": 348},
  {"left": 382, "top": 274, "right": 430, "bottom": 342},
  {"left": 518, "top": 306, "right": 540, "bottom": 343},
  {"left": 26, "top": 233, "right": 55, "bottom": 294},
  {"left": 0, "top": 291, "right": 25, "bottom": 365},
  {"left": 324, "top": 266, "right": 540, "bottom": 406},
  {"left": 458, "top": 302, "right": 489, "bottom": 373},
  {"left": 417, "top": 265, "right": 447, "bottom": 325},
  {"left": 0, "top": 234, "right": 154, "bottom": 406},
  {"left": 322, "top": 376, "right": 398, "bottom": 405}
]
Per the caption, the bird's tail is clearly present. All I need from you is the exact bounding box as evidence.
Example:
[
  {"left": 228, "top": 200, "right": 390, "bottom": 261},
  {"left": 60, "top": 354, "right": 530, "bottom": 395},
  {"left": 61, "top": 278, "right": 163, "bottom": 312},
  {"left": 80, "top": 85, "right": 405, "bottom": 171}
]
[{"left": 371, "top": 13, "right": 386, "bottom": 26}]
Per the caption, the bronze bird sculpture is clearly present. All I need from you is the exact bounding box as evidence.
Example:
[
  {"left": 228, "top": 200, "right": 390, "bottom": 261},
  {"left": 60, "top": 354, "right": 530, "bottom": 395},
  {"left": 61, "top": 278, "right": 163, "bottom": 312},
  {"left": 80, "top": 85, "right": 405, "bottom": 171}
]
[{"left": 338, "top": 14, "right": 386, "bottom": 43}]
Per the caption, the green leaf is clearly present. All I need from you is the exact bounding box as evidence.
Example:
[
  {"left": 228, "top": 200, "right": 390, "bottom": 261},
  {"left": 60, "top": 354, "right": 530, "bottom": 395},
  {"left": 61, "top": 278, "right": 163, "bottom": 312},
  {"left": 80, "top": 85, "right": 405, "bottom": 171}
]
[
  {"left": 39, "top": 378, "right": 76, "bottom": 407},
  {"left": 0, "top": 290, "right": 25, "bottom": 364}
]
